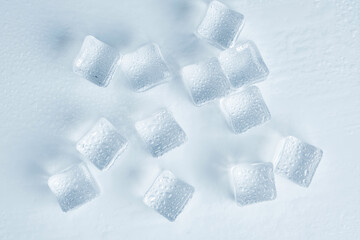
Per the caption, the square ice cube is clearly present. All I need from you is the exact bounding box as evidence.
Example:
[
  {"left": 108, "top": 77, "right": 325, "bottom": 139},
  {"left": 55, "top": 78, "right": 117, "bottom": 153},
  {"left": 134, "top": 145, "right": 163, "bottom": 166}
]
[
  {"left": 197, "top": 1, "right": 244, "bottom": 49},
  {"left": 135, "top": 109, "right": 187, "bottom": 157},
  {"left": 143, "top": 170, "right": 194, "bottom": 221},
  {"left": 120, "top": 43, "right": 171, "bottom": 92},
  {"left": 182, "top": 58, "right": 230, "bottom": 106},
  {"left": 220, "top": 86, "right": 271, "bottom": 134},
  {"left": 274, "top": 136, "right": 323, "bottom": 187},
  {"left": 218, "top": 41, "right": 269, "bottom": 88},
  {"left": 73, "top": 35, "right": 120, "bottom": 87},
  {"left": 76, "top": 118, "right": 128, "bottom": 171},
  {"left": 232, "top": 162, "right": 276, "bottom": 206},
  {"left": 48, "top": 163, "right": 100, "bottom": 212}
]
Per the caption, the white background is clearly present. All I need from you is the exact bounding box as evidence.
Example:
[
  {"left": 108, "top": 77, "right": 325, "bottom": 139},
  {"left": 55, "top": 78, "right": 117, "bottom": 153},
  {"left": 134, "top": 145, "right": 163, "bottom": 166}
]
[{"left": 0, "top": 0, "right": 359, "bottom": 239}]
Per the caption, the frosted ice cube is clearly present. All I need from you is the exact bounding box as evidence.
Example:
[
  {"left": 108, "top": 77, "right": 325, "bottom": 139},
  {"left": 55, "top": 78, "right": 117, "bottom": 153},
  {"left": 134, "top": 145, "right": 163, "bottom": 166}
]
[
  {"left": 143, "top": 170, "right": 194, "bottom": 221},
  {"left": 73, "top": 35, "right": 120, "bottom": 87},
  {"left": 220, "top": 86, "right": 271, "bottom": 134},
  {"left": 76, "top": 118, "right": 128, "bottom": 171},
  {"left": 135, "top": 109, "right": 187, "bottom": 157},
  {"left": 218, "top": 41, "right": 269, "bottom": 88},
  {"left": 48, "top": 163, "right": 100, "bottom": 212},
  {"left": 197, "top": 0, "right": 244, "bottom": 49},
  {"left": 232, "top": 162, "right": 276, "bottom": 206},
  {"left": 120, "top": 43, "right": 171, "bottom": 92},
  {"left": 274, "top": 136, "right": 323, "bottom": 187},
  {"left": 181, "top": 58, "right": 230, "bottom": 106}
]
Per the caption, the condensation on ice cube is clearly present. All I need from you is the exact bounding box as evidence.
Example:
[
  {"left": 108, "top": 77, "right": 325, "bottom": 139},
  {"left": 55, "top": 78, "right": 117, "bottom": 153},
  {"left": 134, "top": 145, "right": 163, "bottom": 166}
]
[
  {"left": 76, "top": 118, "right": 128, "bottom": 171},
  {"left": 218, "top": 41, "right": 269, "bottom": 88},
  {"left": 274, "top": 136, "right": 323, "bottom": 187},
  {"left": 232, "top": 162, "right": 276, "bottom": 206},
  {"left": 120, "top": 43, "right": 171, "bottom": 92},
  {"left": 48, "top": 163, "right": 100, "bottom": 212},
  {"left": 135, "top": 109, "right": 187, "bottom": 157},
  {"left": 197, "top": 0, "right": 245, "bottom": 49},
  {"left": 73, "top": 35, "right": 120, "bottom": 87},
  {"left": 220, "top": 86, "right": 271, "bottom": 134},
  {"left": 143, "top": 170, "right": 194, "bottom": 222},
  {"left": 181, "top": 57, "right": 230, "bottom": 106}
]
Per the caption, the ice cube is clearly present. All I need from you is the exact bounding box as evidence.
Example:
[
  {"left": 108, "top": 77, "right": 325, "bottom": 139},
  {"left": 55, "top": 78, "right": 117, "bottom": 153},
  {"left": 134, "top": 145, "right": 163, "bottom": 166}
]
[
  {"left": 232, "top": 163, "right": 276, "bottom": 206},
  {"left": 73, "top": 35, "right": 120, "bottom": 87},
  {"left": 120, "top": 43, "right": 171, "bottom": 92},
  {"left": 218, "top": 41, "right": 269, "bottom": 88},
  {"left": 220, "top": 86, "right": 271, "bottom": 134},
  {"left": 135, "top": 109, "right": 187, "bottom": 157},
  {"left": 197, "top": 0, "right": 244, "bottom": 49},
  {"left": 48, "top": 163, "right": 100, "bottom": 212},
  {"left": 143, "top": 170, "right": 194, "bottom": 221},
  {"left": 76, "top": 118, "right": 128, "bottom": 171},
  {"left": 274, "top": 136, "right": 323, "bottom": 187},
  {"left": 181, "top": 57, "right": 230, "bottom": 106}
]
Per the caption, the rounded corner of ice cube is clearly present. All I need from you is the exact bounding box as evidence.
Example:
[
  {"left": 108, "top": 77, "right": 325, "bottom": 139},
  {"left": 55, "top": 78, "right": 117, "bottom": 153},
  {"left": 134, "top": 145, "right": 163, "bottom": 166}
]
[
  {"left": 262, "top": 161, "right": 275, "bottom": 169},
  {"left": 84, "top": 34, "right": 97, "bottom": 42},
  {"left": 47, "top": 174, "right": 57, "bottom": 190},
  {"left": 317, "top": 148, "right": 324, "bottom": 160},
  {"left": 159, "top": 169, "right": 175, "bottom": 178}
]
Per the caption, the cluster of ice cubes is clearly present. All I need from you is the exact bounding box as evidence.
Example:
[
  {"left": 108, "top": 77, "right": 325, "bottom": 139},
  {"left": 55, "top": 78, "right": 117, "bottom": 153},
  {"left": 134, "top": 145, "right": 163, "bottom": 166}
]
[
  {"left": 230, "top": 136, "right": 323, "bottom": 206},
  {"left": 73, "top": 38, "right": 171, "bottom": 91},
  {"left": 181, "top": 39, "right": 271, "bottom": 133},
  {"left": 47, "top": 0, "right": 324, "bottom": 221}
]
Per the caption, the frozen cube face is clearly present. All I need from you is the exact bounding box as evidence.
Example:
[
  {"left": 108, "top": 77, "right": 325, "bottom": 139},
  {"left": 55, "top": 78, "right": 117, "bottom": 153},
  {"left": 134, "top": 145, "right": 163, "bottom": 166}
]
[
  {"left": 120, "top": 43, "right": 171, "bottom": 92},
  {"left": 135, "top": 109, "right": 187, "bottom": 157},
  {"left": 274, "top": 136, "right": 323, "bottom": 187},
  {"left": 220, "top": 86, "right": 271, "bottom": 134},
  {"left": 197, "top": 1, "right": 244, "bottom": 49},
  {"left": 218, "top": 41, "right": 269, "bottom": 88},
  {"left": 182, "top": 58, "right": 230, "bottom": 106},
  {"left": 232, "top": 163, "right": 276, "bottom": 206},
  {"left": 144, "top": 170, "right": 194, "bottom": 221},
  {"left": 48, "top": 163, "right": 100, "bottom": 212},
  {"left": 73, "top": 35, "right": 120, "bottom": 87},
  {"left": 76, "top": 118, "right": 128, "bottom": 171}
]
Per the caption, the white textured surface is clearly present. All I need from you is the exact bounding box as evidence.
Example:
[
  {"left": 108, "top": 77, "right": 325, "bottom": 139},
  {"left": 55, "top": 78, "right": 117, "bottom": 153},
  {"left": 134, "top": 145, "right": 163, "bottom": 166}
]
[{"left": 0, "top": 0, "right": 359, "bottom": 239}]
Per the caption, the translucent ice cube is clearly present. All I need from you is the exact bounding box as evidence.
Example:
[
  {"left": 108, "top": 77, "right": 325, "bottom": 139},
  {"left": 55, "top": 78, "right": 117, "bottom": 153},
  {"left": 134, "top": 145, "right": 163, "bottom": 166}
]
[
  {"left": 73, "top": 35, "right": 120, "bottom": 87},
  {"left": 197, "top": 0, "right": 244, "bottom": 49},
  {"left": 135, "top": 109, "right": 187, "bottom": 157},
  {"left": 76, "top": 118, "right": 128, "bottom": 171},
  {"left": 143, "top": 170, "right": 194, "bottom": 221},
  {"left": 274, "top": 136, "right": 323, "bottom": 187},
  {"left": 218, "top": 41, "right": 269, "bottom": 88},
  {"left": 48, "top": 163, "right": 100, "bottom": 212},
  {"left": 220, "top": 86, "right": 271, "bottom": 134},
  {"left": 120, "top": 43, "right": 171, "bottom": 92},
  {"left": 181, "top": 57, "right": 230, "bottom": 106},
  {"left": 232, "top": 162, "right": 276, "bottom": 206}
]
